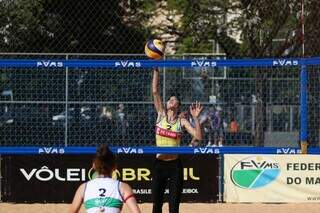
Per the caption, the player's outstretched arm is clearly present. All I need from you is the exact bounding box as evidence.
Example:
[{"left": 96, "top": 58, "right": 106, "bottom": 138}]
[
  {"left": 69, "top": 183, "right": 85, "bottom": 213},
  {"left": 152, "top": 68, "right": 164, "bottom": 114},
  {"left": 120, "top": 182, "right": 141, "bottom": 213}
]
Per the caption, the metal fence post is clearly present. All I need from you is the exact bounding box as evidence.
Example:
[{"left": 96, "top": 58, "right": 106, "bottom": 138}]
[
  {"left": 300, "top": 64, "right": 308, "bottom": 154},
  {"left": 217, "top": 154, "right": 223, "bottom": 202},
  {"left": 65, "top": 54, "right": 69, "bottom": 147}
]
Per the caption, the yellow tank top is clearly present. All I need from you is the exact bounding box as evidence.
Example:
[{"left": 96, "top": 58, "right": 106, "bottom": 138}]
[{"left": 155, "top": 114, "right": 182, "bottom": 160}]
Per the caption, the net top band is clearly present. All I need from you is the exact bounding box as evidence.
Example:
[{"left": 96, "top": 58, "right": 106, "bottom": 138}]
[{"left": 0, "top": 57, "right": 320, "bottom": 68}]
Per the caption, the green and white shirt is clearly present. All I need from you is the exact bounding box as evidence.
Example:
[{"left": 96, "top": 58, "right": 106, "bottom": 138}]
[{"left": 84, "top": 177, "right": 123, "bottom": 213}]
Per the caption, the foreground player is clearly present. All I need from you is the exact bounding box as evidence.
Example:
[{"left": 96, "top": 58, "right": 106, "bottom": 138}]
[
  {"left": 69, "top": 144, "right": 141, "bottom": 213},
  {"left": 152, "top": 68, "right": 203, "bottom": 213}
]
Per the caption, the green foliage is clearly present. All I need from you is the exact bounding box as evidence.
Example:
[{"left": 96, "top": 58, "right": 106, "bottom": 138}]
[
  {"left": 1, "top": 0, "right": 318, "bottom": 57},
  {"left": 0, "top": 0, "right": 151, "bottom": 53},
  {"left": 0, "top": 0, "right": 47, "bottom": 51}
]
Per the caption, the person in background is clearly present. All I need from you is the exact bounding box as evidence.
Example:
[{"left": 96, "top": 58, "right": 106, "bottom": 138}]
[
  {"left": 208, "top": 106, "right": 224, "bottom": 147},
  {"left": 192, "top": 69, "right": 210, "bottom": 102},
  {"left": 230, "top": 118, "right": 239, "bottom": 134},
  {"left": 115, "top": 103, "right": 129, "bottom": 143},
  {"left": 230, "top": 118, "right": 239, "bottom": 144},
  {"left": 69, "top": 144, "right": 141, "bottom": 213},
  {"left": 98, "top": 106, "right": 116, "bottom": 144}
]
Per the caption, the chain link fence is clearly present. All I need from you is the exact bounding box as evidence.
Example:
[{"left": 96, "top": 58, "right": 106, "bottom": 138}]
[
  {"left": 0, "top": 1, "right": 320, "bottom": 147},
  {"left": 1, "top": 0, "right": 319, "bottom": 57},
  {"left": 0, "top": 53, "right": 307, "bottom": 147}
]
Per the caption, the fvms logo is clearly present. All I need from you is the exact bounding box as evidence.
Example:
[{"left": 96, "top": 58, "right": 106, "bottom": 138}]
[
  {"left": 114, "top": 61, "right": 141, "bottom": 68},
  {"left": 116, "top": 147, "right": 144, "bottom": 154},
  {"left": 231, "top": 156, "right": 280, "bottom": 189},
  {"left": 37, "top": 61, "right": 64, "bottom": 67},
  {"left": 272, "top": 59, "right": 298, "bottom": 66},
  {"left": 191, "top": 60, "right": 217, "bottom": 67},
  {"left": 193, "top": 147, "right": 220, "bottom": 154},
  {"left": 276, "top": 148, "right": 301, "bottom": 154},
  {"left": 38, "top": 147, "right": 65, "bottom": 154}
]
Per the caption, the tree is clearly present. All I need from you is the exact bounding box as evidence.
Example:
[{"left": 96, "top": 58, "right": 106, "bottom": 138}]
[
  {"left": 237, "top": 0, "right": 300, "bottom": 146},
  {"left": 0, "top": 0, "right": 152, "bottom": 103},
  {"left": 0, "top": 0, "right": 49, "bottom": 52},
  {"left": 143, "top": 0, "right": 305, "bottom": 146},
  {"left": 305, "top": 0, "right": 320, "bottom": 147},
  {"left": 0, "top": 0, "right": 150, "bottom": 53}
]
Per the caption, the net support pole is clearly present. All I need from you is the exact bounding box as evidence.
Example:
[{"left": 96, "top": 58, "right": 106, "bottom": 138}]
[
  {"left": 301, "top": 0, "right": 305, "bottom": 57},
  {"left": 300, "top": 64, "right": 308, "bottom": 154}
]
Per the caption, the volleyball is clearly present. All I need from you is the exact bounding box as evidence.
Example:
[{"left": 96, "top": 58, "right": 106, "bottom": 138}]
[{"left": 144, "top": 39, "right": 165, "bottom": 59}]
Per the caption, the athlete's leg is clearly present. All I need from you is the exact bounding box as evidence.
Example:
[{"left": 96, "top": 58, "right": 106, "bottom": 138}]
[
  {"left": 152, "top": 159, "right": 167, "bottom": 213},
  {"left": 168, "top": 159, "right": 183, "bottom": 213}
]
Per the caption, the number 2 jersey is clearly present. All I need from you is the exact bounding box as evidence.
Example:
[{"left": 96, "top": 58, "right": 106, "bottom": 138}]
[{"left": 83, "top": 177, "right": 123, "bottom": 213}]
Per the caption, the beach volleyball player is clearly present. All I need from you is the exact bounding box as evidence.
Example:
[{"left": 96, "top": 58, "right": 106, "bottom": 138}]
[
  {"left": 147, "top": 39, "right": 203, "bottom": 213},
  {"left": 69, "top": 144, "right": 141, "bottom": 213}
]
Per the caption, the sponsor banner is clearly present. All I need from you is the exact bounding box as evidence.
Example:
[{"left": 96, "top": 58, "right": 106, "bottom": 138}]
[
  {"left": 117, "top": 155, "right": 219, "bottom": 202},
  {"left": 224, "top": 154, "right": 320, "bottom": 202},
  {"left": 1, "top": 154, "right": 218, "bottom": 203}
]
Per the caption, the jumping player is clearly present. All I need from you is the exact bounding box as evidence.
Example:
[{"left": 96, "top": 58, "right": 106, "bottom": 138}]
[{"left": 152, "top": 68, "right": 203, "bottom": 213}]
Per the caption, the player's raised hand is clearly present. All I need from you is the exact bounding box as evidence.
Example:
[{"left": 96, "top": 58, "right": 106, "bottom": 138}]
[{"left": 189, "top": 101, "right": 203, "bottom": 118}]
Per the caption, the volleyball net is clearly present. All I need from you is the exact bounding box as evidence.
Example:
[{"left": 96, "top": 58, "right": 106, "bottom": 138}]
[{"left": 1, "top": 55, "right": 320, "bottom": 153}]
